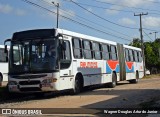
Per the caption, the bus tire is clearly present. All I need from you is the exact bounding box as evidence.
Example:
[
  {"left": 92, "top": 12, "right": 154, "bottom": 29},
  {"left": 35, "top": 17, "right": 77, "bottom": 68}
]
[
  {"left": 129, "top": 72, "right": 139, "bottom": 84},
  {"left": 108, "top": 73, "right": 117, "bottom": 88},
  {"left": 71, "top": 76, "right": 82, "bottom": 95},
  {"left": 133, "top": 72, "right": 139, "bottom": 83},
  {"left": 0, "top": 74, "right": 3, "bottom": 86}
]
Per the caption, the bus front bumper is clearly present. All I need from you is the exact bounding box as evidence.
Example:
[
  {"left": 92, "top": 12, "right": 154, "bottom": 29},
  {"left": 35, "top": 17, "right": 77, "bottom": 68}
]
[{"left": 8, "top": 81, "right": 58, "bottom": 93}]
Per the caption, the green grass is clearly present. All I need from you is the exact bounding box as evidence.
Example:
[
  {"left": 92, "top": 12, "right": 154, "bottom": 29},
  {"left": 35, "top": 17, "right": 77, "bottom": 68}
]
[{"left": 142, "top": 74, "right": 160, "bottom": 79}]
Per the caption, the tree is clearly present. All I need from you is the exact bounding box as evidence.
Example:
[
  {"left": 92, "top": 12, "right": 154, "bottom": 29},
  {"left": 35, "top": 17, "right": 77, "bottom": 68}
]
[
  {"left": 130, "top": 38, "right": 160, "bottom": 74},
  {"left": 129, "top": 38, "right": 141, "bottom": 48}
]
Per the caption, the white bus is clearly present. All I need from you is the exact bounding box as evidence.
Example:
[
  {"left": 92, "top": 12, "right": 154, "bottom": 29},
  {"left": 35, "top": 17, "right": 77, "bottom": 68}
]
[
  {"left": 0, "top": 45, "right": 9, "bottom": 86},
  {"left": 4, "top": 28, "right": 144, "bottom": 93}
]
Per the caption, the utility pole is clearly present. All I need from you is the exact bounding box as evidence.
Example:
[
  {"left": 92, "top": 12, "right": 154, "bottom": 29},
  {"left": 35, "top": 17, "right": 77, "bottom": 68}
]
[
  {"left": 153, "top": 32, "right": 158, "bottom": 40},
  {"left": 52, "top": 2, "right": 59, "bottom": 28},
  {"left": 149, "top": 31, "right": 158, "bottom": 40},
  {"left": 134, "top": 12, "right": 148, "bottom": 76}
]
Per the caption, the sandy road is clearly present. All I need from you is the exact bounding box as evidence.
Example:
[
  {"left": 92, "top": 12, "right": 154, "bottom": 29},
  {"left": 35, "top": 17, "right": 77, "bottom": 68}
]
[{"left": 1, "top": 77, "right": 159, "bottom": 110}]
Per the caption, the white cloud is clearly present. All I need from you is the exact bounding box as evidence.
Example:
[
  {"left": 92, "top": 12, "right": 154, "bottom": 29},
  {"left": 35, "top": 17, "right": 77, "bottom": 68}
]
[
  {"left": 0, "top": 3, "right": 12, "bottom": 14},
  {"left": 121, "top": 0, "right": 154, "bottom": 7},
  {"left": 143, "top": 16, "right": 160, "bottom": 27},
  {"left": 106, "top": 6, "right": 123, "bottom": 15},
  {"left": 15, "top": 9, "right": 26, "bottom": 16},
  {"left": 119, "top": 18, "right": 136, "bottom": 25},
  {"left": 101, "top": 0, "right": 155, "bottom": 7},
  {"left": 0, "top": 3, "right": 26, "bottom": 16}
]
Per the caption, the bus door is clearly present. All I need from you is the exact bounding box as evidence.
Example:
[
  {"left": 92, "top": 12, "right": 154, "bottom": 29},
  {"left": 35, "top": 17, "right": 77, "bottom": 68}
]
[{"left": 59, "top": 40, "right": 73, "bottom": 89}]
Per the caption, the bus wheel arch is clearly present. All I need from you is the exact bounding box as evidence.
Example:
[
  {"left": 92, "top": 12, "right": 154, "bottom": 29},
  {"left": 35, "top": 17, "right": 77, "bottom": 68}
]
[
  {"left": 108, "top": 71, "right": 117, "bottom": 88},
  {"left": 71, "top": 72, "right": 84, "bottom": 95}
]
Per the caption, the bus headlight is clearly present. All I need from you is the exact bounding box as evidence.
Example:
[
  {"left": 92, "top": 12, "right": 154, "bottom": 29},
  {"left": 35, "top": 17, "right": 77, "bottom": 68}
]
[
  {"left": 42, "top": 78, "right": 57, "bottom": 84},
  {"left": 8, "top": 81, "right": 17, "bottom": 85}
]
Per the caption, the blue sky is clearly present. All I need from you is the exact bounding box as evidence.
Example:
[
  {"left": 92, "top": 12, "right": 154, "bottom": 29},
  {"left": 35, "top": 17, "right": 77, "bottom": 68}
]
[{"left": 0, "top": 0, "right": 160, "bottom": 45}]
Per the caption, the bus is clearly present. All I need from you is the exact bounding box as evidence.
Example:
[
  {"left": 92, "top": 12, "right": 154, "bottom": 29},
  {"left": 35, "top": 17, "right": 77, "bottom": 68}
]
[
  {"left": 0, "top": 45, "right": 9, "bottom": 86},
  {"left": 4, "top": 28, "right": 144, "bottom": 94}
]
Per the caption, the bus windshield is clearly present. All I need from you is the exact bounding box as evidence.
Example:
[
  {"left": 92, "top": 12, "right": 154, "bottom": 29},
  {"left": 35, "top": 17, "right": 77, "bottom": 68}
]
[{"left": 10, "top": 38, "right": 58, "bottom": 74}]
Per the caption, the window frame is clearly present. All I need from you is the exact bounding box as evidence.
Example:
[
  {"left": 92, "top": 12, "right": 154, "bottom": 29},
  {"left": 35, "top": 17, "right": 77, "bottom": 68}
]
[
  {"left": 82, "top": 40, "right": 93, "bottom": 59},
  {"left": 101, "top": 44, "right": 110, "bottom": 60},
  {"left": 92, "top": 42, "right": 101, "bottom": 60},
  {"left": 60, "top": 40, "right": 72, "bottom": 69},
  {"left": 110, "top": 45, "right": 117, "bottom": 60},
  {"left": 72, "top": 37, "right": 83, "bottom": 59},
  {"left": 0, "top": 48, "right": 7, "bottom": 63}
]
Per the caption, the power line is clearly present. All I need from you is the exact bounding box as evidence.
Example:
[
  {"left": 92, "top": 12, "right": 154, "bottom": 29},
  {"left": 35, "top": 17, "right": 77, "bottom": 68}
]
[
  {"left": 39, "top": 0, "right": 134, "bottom": 38},
  {"left": 74, "top": 2, "right": 160, "bottom": 16},
  {"left": 68, "top": 0, "right": 138, "bottom": 30},
  {"left": 20, "top": 0, "right": 132, "bottom": 42},
  {"left": 62, "top": 0, "right": 159, "bottom": 32},
  {"left": 90, "top": 0, "right": 160, "bottom": 13},
  {"left": 143, "top": 31, "right": 154, "bottom": 41}
]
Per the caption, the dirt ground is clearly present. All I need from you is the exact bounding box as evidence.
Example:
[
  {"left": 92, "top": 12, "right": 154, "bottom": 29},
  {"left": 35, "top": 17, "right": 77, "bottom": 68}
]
[{"left": 0, "top": 76, "right": 160, "bottom": 116}]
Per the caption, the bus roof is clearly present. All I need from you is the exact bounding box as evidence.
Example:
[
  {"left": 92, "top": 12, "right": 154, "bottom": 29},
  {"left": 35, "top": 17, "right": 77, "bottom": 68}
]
[
  {"left": 57, "top": 29, "right": 141, "bottom": 51},
  {"left": 123, "top": 44, "right": 141, "bottom": 51},
  {"left": 57, "top": 28, "right": 117, "bottom": 45}
]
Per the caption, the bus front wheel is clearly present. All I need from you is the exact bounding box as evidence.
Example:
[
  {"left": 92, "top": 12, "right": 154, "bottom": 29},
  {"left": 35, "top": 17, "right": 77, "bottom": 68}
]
[{"left": 71, "top": 77, "right": 82, "bottom": 95}]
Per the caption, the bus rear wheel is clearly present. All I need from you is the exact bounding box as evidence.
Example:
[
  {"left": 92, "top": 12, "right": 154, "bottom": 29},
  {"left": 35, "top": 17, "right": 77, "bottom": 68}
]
[
  {"left": 129, "top": 72, "right": 139, "bottom": 84},
  {"left": 108, "top": 73, "right": 117, "bottom": 88}
]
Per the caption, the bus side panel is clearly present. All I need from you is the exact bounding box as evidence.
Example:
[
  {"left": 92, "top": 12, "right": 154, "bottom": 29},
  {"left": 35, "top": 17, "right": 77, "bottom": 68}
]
[
  {"left": 77, "top": 60, "right": 102, "bottom": 86},
  {"left": 0, "top": 63, "right": 8, "bottom": 81},
  {"left": 102, "top": 61, "right": 112, "bottom": 84},
  {"left": 135, "top": 62, "right": 144, "bottom": 79},
  {"left": 125, "top": 61, "right": 135, "bottom": 80}
]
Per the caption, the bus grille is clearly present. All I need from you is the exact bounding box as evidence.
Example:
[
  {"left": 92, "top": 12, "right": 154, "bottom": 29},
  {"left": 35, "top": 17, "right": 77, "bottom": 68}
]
[{"left": 19, "top": 80, "right": 40, "bottom": 85}]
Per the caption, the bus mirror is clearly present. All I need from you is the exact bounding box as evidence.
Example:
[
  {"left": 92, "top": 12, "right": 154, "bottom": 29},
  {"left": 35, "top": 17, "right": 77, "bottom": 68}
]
[
  {"left": 62, "top": 41, "right": 66, "bottom": 51},
  {"left": 6, "top": 56, "right": 8, "bottom": 62},
  {"left": 4, "top": 45, "right": 8, "bottom": 53},
  {"left": 4, "top": 45, "right": 9, "bottom": 62},
  {"left": 4, "top": 39, "right": 11, "bottom": 45}
]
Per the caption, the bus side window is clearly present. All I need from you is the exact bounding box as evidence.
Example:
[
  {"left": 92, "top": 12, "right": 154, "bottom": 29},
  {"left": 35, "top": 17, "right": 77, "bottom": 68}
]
[
  {"left": 110, "top": 45, "right": 117, "bottom": 60},
  {"left": 138, "top": 51, "right": 142, "bottom": 62},
  {"left": 129, "top": 49, "right": 134, "bottom": 62},
  {"left": 0, "top": 48, "right": 7, "bottom": 63},
  {"left": 60, "top": 40, "right": 71, "bottom": 69},
  {"left": 92, "top": 42, "right": 101, "bottom": 60},
  {"left": 82, "top": 40, "right": 92, "bottom": 59},
  {"left": 72, "top": 38, "right": 82, "bottom": 59},
  {"left": 125, "top": 49, "right": 129, "bottom": 61},
  {"left": 134, "top": 51, "right": 138, "bottom": 62},
  {"left": 101, "top": 44, "right": 110, "bottom": 60}
]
